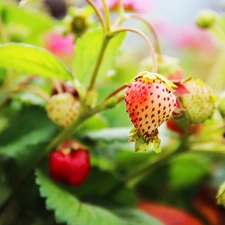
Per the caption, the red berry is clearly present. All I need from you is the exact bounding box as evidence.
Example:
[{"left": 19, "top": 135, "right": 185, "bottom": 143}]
[
  {"left": 166, "top": 118, "right": 185, "bottom": 135},
  {"left": 52, "top": 82, "right": 79, "bottom": 98},
  {"left": 49, "top": 141, "right": 90, "bottom": 186}
]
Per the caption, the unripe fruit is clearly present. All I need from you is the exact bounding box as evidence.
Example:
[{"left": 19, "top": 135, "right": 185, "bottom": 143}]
[
  {"left": 49, "top": 141, "right": 90, "bottom": 186},
  {"left": 179, "top": 79, "right": 216, "bottom": 124},
  {"left": 47, "top": 93, "right": 81, "bottom": 127},
  {"left": 196, "top": 9, "right": 218, "bottom": 29}
]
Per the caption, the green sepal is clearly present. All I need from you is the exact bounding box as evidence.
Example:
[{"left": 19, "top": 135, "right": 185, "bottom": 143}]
[{"left": 129, "top": 127, "right": 162, "bottom": 154}]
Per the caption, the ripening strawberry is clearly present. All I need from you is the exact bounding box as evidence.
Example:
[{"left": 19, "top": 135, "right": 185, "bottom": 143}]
[
  {"left": 125, "top": 71, "right": 177, "bottom": 153},
  {"left": 47, "top": 93, "right": 81, "bottom": 127}
]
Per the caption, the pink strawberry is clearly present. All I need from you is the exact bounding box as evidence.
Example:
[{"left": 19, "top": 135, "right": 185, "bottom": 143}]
[
  {"left": 125, "top": 71, "right": 177, "bottom": 153},
  {"left": 49, "top": 140, "right": 90, "bottom": 186}
]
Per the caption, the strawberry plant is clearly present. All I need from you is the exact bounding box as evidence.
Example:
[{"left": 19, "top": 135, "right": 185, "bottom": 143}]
[{"left": 0, "top": 0, "right": 225, "bottom": 225}]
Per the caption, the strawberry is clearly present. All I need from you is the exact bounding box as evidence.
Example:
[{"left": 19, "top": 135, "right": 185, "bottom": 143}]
[
  {"left": 166, "top": 118, "right": 202, "bottom": 136},
  {"left": 125, "top": 71, "right": 177, "bottom": 153},
  {"left": 179, "top": 79, "right": 216, "bottom": 124},
  {"left": 51, "top": 82, "right": 79, "bottom": 98},
  {"left": 47, "top": 93, "right": 81, "bottom": 127},
  {"left": 49, "top": 140, "right": 90, "bottom": 186}
]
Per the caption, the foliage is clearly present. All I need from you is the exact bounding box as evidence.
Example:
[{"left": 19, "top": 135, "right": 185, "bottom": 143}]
[{"left": 0, "top": 1, "right": 225, "bottom": 225}]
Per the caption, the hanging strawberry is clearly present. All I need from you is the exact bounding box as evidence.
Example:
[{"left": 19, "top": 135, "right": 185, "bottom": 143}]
[
  {"left": 125, "top": 71, "right": 177, "bottom": 153},
  {"left": 49, "top": 140, "right": 90, "bottom": 186}
]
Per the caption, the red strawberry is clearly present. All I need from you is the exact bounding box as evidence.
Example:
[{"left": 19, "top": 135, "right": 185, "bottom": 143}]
[
  {"left": 166, "top": 118, "right": 202, "bottom": 136},
  {"left": 49, "top": 141, "right": 90, "bottom": 186},
  {"left": 51, "top": 82, "right": 79, "bottom": 98},
  {"left": 47, "top": 93, "right": 81, "bottom": 127},
  {"left": 125, "top": 71, "right": 177, "bottom": 153}
]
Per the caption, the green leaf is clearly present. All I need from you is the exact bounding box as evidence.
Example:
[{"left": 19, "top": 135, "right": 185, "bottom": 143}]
[
  {"left": 35, "top": 169, "right": 125, "bottom": 225},
  {"left": 115, "top": 208, "right": 164, "bottom": 225},
  {"left": 83, "top": 127, "right": 131, "bottom": 143},
  {"left": 0, "top": 2, "right": 54, "bottom": 43},
  {"left": 0, "top": 43, "right": 73, "bottom": 80},
  {"left": 217, "top": 181, "right": 225, "bottom": 206},
  {"left": 0, "top": 106, "right": 58, "bottom": 168},
  {"left": 168, "top": 153, "right": 211, "bottom": 190},
  {"left": 73, "top": 29, "right": 126, "bottom": 86}
]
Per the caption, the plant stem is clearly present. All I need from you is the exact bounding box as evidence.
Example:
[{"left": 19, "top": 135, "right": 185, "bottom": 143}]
[
  {"left": 85, "top": 36, "right": 111, "bottom": 98},
  {"left": 20, "top": 86, "right": 50, "bottom": 102},
  {"left": 101, "top": 0, "right": 111, "bottom": 32},
  {"left": 112, "top": 27, "right": 158, "bottom": 73},
  {"left": 126, "top": 13, "right": 162, "bottom": 57},
  {"left": 117, "top": 0, "right": 125, "bottom": 18},
  {"left": 86, "top": 0, "right": 106, "bottom": 33},
  {"left": 104, "top": 83, "right": 128, "bottom": 101}
]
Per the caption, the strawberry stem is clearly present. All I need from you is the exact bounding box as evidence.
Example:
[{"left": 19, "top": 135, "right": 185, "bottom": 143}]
[
  {"left": 125, "top": 13, "right": 162, "bottom": 57},
  {"left": 104, "top": 83, "right": 128, "bottom": 101},
  {"left": 111, "top": 27, "right": 158, "bottom": 73},
  {"left": 85, "top": 36, "right": 111, "bottom": 104},
  {"left": 86, "top": 0, "right": 106, "bottom": 33},
  {"left": 117, "top": 0, "right": 125, "bottom": 18},
  {"left": 101, "top": 0, "right": 111, "bottom": 33}
]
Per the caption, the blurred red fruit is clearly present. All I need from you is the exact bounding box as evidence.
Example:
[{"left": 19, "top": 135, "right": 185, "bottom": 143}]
[{"left": 137, "top": 201, "right": 204, "bottom": 225}]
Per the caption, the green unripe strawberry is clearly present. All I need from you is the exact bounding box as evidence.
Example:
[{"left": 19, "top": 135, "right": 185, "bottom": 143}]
[
  {"left": 47, "top": 93, "right": 81, "bottom": 127},
  {"left": 196, "top": 9, "right": 218, "bottom": 29},
  {"left": 179, "top": 79, "right": 216, "bottom": 124}
]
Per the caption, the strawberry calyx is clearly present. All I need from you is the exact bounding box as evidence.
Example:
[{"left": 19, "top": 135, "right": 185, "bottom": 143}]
[
  {"left": 129, "top": 127, "right": 161, "bottom": 153},
  {"left": 130, "top": 71, "right": 177, "bottom": 92}
]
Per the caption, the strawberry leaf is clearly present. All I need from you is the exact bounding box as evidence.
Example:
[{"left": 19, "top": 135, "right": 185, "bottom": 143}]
[
  {"left": 217, "top": 181, "right": 225, "bottom": 206},
  {"left": 35, "top": 169, "right": 125, "bottom": 225},
  {"left": 0, "top": 43, "right": 73, "bottom": 80},
  {"left": 35, "top": 169, "right": 163, "bottom": 225},
  {"left": 0, "top": 106, "right": 58, "bottom": 169},
  {"left": 73, "top": 29, "right": 126, "bottom": 86},
  {"left": 82, "top": 127, "right": 131, "bottom": 143}
]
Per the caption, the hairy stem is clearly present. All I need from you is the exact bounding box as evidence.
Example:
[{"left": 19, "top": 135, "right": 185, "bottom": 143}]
[{"left": 112, "top": 27, "right": 158, "bottom": 73}]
